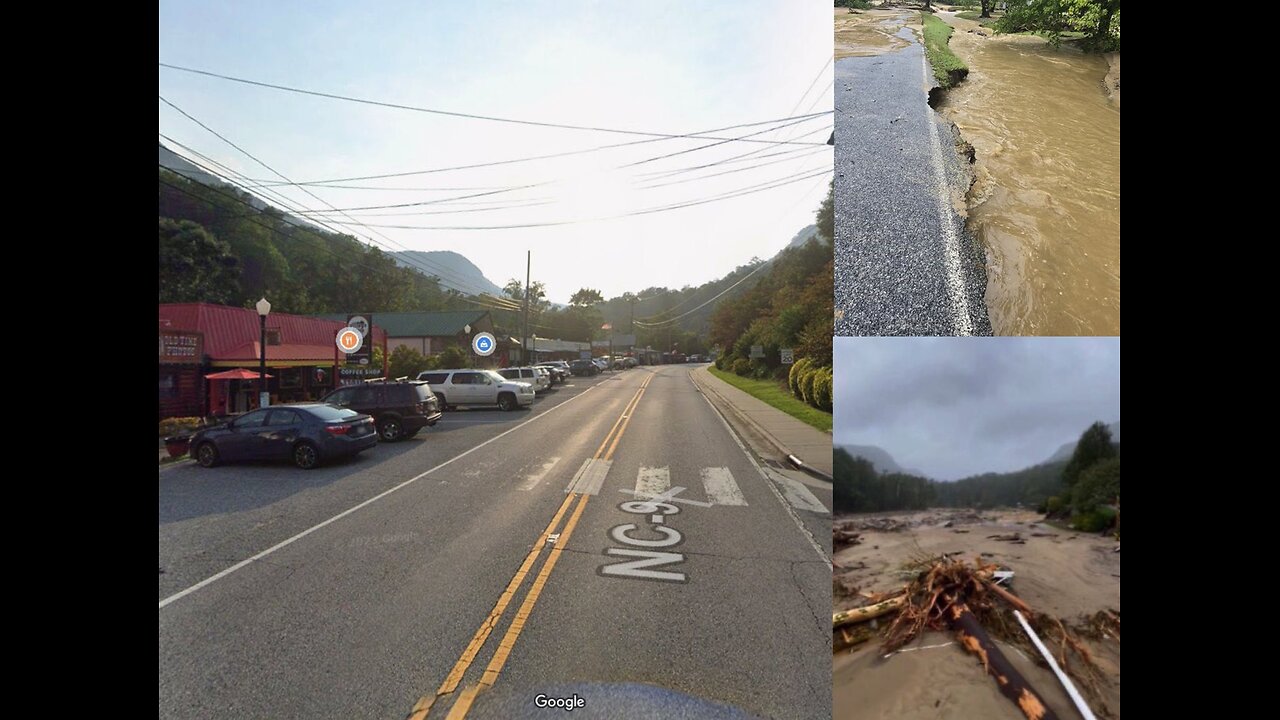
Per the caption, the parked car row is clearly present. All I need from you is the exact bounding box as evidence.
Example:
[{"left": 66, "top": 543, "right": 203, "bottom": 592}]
[
  {"left": 187, "top": 362, "right": 611, "bottom": 471},
  {"left": 189, "top": 380, "right": 445, "bottom": 470}
]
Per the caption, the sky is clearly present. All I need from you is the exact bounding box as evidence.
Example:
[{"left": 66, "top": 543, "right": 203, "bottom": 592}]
[
  {"left": 158, "top": 0, "right": 834, "bottom": 304},
  {"left": 833, "top": 338, "right": 1120, "bottom": 481}
]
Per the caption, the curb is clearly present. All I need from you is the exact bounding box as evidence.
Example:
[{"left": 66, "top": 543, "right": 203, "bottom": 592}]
[{"left": 692, "top": 369, "right": 833, "bottom": 484}]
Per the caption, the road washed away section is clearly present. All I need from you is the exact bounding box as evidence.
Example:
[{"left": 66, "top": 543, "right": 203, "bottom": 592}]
[{"left": 834, "top": 16, "right": 990, "bottom": 336}]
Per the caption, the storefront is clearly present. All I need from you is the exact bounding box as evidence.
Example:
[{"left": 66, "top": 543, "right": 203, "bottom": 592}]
[
  {"left": 159, "top": 330, "right": 204, "bottom": 419},
  {"left": 160, "top": 303, "right": 387, "bottom": 419}
]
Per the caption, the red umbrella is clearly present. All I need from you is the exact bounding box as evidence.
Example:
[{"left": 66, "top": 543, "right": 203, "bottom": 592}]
[{"left": 204, "top": 368, "right": 273, "bottom": 380}]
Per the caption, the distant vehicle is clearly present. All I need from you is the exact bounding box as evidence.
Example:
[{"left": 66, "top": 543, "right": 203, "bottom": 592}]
[
  {"left": 320, "top": 380, "right": 441, "bottom": 442},
  {"left": 623, "top": 356, "right": 639, "bottom": 368},
  {"left": 499, "top": 366, "right": 550, "bottom": 393},
  {"left": 591, "top": 358, "right": 609, "bottom": 372},
  {"left": 190, "top": 404, "right": 377, "bottom": 470},
  {"left": 569, "top": 359, "right": 600, "bottom": 376},
  {"left": 416, "top": 369, "right": 535, "bottom": 411},
  {"left": 535, "top": 362, "right": 570, "bottom": 385}
]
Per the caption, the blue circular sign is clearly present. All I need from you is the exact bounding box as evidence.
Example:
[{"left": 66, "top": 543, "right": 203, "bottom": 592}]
[{"left": 472, "top": 332, "right": 496, "bottom": 356}]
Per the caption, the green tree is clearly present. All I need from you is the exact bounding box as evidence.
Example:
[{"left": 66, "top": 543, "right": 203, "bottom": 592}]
[
  {"left": 159, "top": 168, "right": 459, "bottom": 314},
  {"left": 388, "top": 345, "right": 430, "bottom": 379},
  {"left": 1062, "top": 421, "right": 1117, "bottom": 489},
  {"left": 434, "top": 345, "right": 469, "bottom": 369},
  {"left": 569, "top": 288, "right": 604, "bottom": 307},
  {"left": 159, "top": 218, "right": 240, "bottom": 304},
  {"left": 996, "top": 0, "right": 1120, "bottom": 50},
  {"left": 816, "top": 180, "right": 835, "bottom": 242},
  {"left": 1072, "top": 457, "right": 1120, "bottom": 511}
]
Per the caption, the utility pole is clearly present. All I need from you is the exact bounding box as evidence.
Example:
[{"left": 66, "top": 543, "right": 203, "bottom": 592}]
[
  {"left": 629, "top": 295, "right": 636, "bottom": 333},
  {"left": 522, "top": 250, "right": 531, "bottom": 365}
]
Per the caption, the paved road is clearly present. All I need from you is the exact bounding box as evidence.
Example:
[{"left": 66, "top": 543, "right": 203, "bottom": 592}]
[
  {"left": 833, "top": 16, "right": 992, "bottom": 336},
  {"left": 159, "top": 366, "right": 832, "bottom": 719}
]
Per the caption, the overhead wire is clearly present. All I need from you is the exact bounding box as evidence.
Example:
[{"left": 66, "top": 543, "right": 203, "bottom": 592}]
[{"left": 159, "top": 96, "right": 530, "bottom": 309}]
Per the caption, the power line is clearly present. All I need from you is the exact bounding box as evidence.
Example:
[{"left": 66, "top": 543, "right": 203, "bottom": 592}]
[
  {"left": 160, "top": 136, "right": 525, "bottom": 307},
  {"left": 158, "top": 173, "right": 518, "bottom": 314},
  {"left": 326, "top": 167, "right": 831, "bottom": 230},
  {"left": 634, "top": 261, "right": 771, "bottom": 328},
  {"left": 635, "top": 145, "right": 830, "bottom": 191},
  {"left": 160, "top": 97, "right": 528, "bottom": 309},
  {"left": 234, "top": 112, "right": 829, "bottom": 188},
  {"left": 616, "top": 115, "right": 823, "bottom": 169},
  {"left": 643, "top": 58, "right": 834, "bottom": 182},
  {"left": 158, "top": 146, "right": 525, "bottom": 310},
  {"left": 161, "top": 62, "right": 831, "bottom": 146}
]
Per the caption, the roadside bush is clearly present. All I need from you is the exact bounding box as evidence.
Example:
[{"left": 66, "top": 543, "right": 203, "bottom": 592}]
[
  {"left": 789, "top": 357, "right": 812, "bottom": 397},
  {"left": 1044, "top": 495, "right": 1065, "bottom": 516},
  {"left": 802, "top": 367, "right": 819, "bottom": 406},
  {"left": 811, "top": 366, "right": 833, "bottom": 411},
  {"left": 1071, "top": 506, "right": 1117, "bottom": 534},
  {"left": 750, "top": 359, "right": 771, "bottom": 379},
  {"left": 159, "top": 417, "right": 203, "bottom": 437},
  {"left": 835, "top": 0, "right": 872, "bottom": 9},
  {"left": 434, "top": 345, "right": 469, "bottom": 369},
  {"left": 732, "top": 358, "right": 751, "bottom": 376},
  {"left": 715, "top": 355, "right": 728, "bottom": 371},
  {"left": 772, "top": 365, "right": 789, "bottom": 381}
]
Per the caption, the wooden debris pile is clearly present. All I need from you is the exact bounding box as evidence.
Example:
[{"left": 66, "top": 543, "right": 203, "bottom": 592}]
[
  {"left": 833, "top": 556, "right": 1118, "bottom": 720},
  {"left": 833, "top": 525, "right": 863, "bottom": 551}
]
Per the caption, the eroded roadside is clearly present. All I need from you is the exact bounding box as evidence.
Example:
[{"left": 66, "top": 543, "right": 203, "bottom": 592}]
[{"left": 833, "top": 9, "right": 991, "bottom": 336}]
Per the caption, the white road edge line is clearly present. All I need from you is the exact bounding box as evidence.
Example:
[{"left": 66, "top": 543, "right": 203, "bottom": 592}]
[
  {"left": 159, "top": 383, "right": 603, "bottom": 610},
  {"left": 921, "top": 45, "right": 974, "bottom": 336},
  {"left": 691, "top": 372, "right": 831, "bottom": 569}
]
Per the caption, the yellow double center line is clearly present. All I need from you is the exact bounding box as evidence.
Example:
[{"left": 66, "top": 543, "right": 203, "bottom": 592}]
[{"left": 410, "top": 372, "right": 653, "bottom": 720}]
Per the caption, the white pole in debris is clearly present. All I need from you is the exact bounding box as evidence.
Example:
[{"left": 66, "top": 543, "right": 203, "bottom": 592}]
[{"left": 1012, "top": 610, "right": 1098, "bottom": 720}]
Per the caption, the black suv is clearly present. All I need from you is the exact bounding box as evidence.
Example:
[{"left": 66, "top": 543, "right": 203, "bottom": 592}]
[
  {"left": 320, "top": 380, "right": 442, "bottom": 442},
  {"left": 569, "top": 359, "right": 600, "bottom": 376}
]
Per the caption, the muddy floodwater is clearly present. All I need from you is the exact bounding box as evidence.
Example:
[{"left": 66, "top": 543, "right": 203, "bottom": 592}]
[
  {"left": 939, "top": 15, "right": 1120, "bottom": 335},
  {"left": 835, "top": 7, "right": 910, "bottom": 59}
]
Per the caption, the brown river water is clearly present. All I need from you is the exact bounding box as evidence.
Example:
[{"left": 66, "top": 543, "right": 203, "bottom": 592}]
[{"left": 938, "top": 13, "right": 1120, "bottom": 335}]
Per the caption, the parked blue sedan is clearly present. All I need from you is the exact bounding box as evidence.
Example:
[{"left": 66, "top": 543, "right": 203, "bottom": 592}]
[{"left": 190, "top": 404, "right": 378, "bottom": 470}]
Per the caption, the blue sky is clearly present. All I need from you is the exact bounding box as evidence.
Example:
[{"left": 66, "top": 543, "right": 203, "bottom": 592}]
[
  {"left": 159, "top": 1, "right": 833, "bottom": 303},
  {"left": 834, "top": 337, "right": 1121, "bottom": 480}
]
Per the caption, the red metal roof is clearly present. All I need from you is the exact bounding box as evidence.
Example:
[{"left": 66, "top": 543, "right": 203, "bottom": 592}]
[{"left": 159, "top": 303, "right": 386, "bottom": 363}]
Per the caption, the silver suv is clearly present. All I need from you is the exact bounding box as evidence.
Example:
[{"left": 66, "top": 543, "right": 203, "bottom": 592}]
[
  {"left": 498, "top": 366, "right": 550, "bottom": 393},
  {"left": 415, "top": 369, "right": 535, "bottom": 411}
]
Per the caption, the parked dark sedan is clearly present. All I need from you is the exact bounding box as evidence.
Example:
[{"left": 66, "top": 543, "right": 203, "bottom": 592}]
[
  {"left": 190, "top": 404, "right": 378, "bottom": 470},
  {"left": 569, "top": 359, "right": 600, "bottom": 376}
]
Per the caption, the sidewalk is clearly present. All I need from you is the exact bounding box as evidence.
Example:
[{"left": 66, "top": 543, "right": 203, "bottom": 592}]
[{"left": 692, "top": 367, "right": 833, "bottom": 479}]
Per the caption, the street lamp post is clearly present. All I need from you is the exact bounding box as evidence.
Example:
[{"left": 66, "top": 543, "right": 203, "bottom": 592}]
[{"left": 256, "top": 297, "right": 271, "bottom": 409}]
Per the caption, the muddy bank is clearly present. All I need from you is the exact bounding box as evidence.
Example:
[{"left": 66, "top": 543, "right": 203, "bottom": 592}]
[
  {"left": 833, "top": 508, "right": 1120, "bottom": 719},
  {"left": 1105, "top": 52, "right": 1121, "bottom": 105}
]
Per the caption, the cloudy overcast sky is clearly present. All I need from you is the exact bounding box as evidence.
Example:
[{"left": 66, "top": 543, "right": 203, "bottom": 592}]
[
  {"left": 834, "top": 338, "right": 1120, "bottom": 480},
  {"left": 159, "top": 0, "right": 833, "bottom": 304}
]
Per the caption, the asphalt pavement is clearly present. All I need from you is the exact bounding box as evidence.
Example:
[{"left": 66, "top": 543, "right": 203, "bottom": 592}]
[
  {"left": 833, "top": 20, "right": 992, "bottom": 336},
  {"left": 159, "top": 366, "right": 832, "bottom": 719}
]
